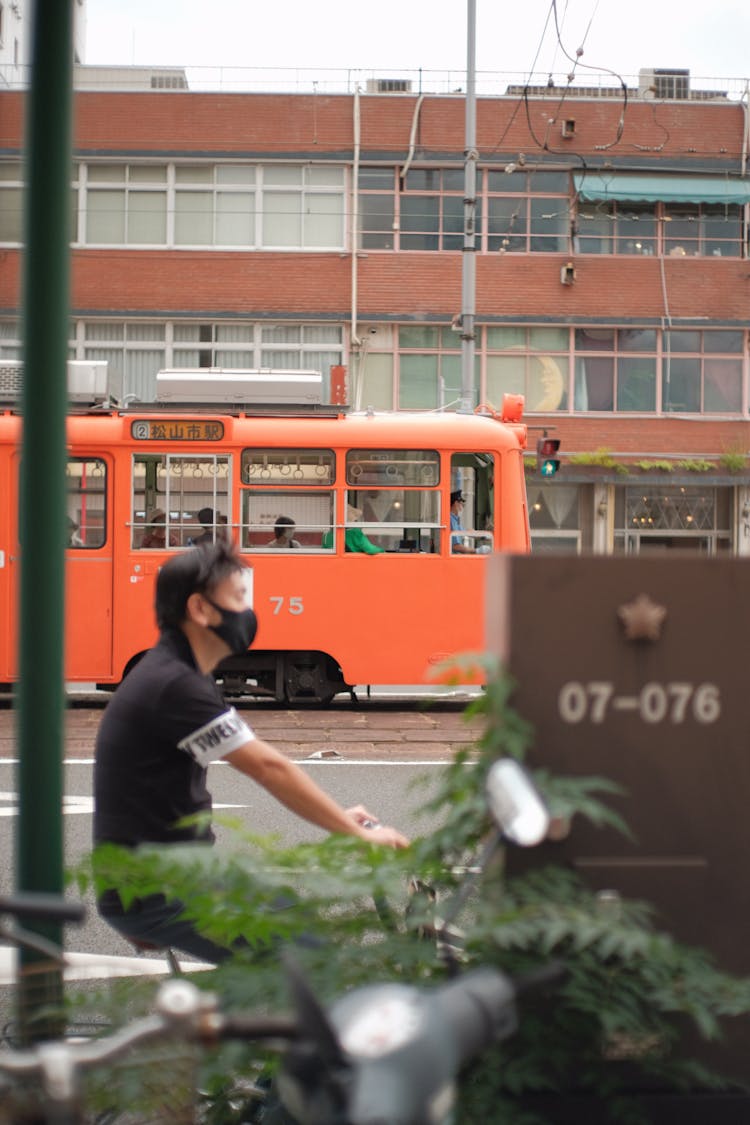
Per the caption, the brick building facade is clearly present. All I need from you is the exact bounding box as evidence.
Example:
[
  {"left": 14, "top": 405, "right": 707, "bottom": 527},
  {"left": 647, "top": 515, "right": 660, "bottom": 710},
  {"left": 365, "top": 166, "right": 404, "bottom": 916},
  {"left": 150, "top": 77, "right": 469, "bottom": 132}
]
[{"left": 1, "top": 73, "right": 750, "bottom": 553}]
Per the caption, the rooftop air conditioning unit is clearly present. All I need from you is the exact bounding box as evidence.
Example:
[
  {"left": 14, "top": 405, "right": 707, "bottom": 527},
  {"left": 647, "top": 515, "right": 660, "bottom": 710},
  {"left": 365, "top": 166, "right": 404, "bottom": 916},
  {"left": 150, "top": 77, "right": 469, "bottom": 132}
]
[
  {"left": 150, "top": 72, "right": 189, "bottom": 90},
  {"left": 366, "top": 78, "right": 412, "bottom": 94},
  {"left": 0, "top": 360, "right": 23, "bottom": 400},
  {"left": 0, "top": 359, "right": 114, "bottom": 405},
  {"left": 155, "top": 368, "right": 323, "bottom": 406},
  {"left": 638, "top": 68, "right": 690, "bottom": 99},
  {"left": 67, "top": 361, "right": 110, "bottom": 404}
]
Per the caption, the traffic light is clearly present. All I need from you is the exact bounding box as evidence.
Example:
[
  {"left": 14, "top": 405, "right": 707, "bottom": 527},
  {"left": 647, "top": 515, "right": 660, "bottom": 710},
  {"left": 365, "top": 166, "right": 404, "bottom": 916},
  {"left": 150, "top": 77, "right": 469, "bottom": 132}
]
[{"left": 537, "top": 437, "right": 560, "bottom": 477}]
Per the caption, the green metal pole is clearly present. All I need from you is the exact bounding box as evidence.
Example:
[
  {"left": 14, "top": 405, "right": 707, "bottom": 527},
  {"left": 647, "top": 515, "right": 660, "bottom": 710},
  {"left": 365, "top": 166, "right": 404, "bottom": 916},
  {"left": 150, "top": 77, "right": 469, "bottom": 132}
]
[{"left": 15, "top": 0, "right": 74, "bottom": 1041}]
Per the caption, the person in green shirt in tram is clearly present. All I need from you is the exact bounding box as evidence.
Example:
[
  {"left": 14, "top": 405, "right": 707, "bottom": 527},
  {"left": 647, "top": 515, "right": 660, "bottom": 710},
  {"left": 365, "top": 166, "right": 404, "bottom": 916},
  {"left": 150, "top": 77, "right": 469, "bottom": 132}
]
[{"left": 322, "top": 503, "right": 385, "bottom": 554}]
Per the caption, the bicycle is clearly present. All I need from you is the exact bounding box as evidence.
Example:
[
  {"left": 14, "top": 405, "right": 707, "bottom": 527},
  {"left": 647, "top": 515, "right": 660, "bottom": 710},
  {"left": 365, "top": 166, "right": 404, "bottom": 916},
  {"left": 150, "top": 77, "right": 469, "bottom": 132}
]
[
  {"left": 0, "top": 892, "right": 213, "bottom": 1124},
  {"left": 0, "top": 759, "right": 562, "bottom": 1124}
]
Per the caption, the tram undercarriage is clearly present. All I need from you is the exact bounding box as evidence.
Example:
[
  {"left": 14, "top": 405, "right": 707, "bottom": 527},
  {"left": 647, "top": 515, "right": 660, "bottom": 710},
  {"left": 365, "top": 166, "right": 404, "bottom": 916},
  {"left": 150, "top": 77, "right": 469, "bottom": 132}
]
[{"left": 215, "top": 649, "right": 350, "bottom": 705}]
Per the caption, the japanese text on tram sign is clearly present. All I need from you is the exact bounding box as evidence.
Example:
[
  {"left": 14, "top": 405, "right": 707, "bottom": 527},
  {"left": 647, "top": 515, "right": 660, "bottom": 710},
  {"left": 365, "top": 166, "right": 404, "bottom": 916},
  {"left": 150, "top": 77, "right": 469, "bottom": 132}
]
[{"left": 131, "top": 420, "right": 225, "bottom": 441}]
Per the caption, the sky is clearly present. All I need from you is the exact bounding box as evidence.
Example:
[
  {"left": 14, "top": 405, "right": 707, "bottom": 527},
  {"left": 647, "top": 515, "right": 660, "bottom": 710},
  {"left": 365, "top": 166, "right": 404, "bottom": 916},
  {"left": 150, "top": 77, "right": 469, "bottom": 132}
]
[{"left": 83, "top": 0, "right": 750, "bottom": 89}]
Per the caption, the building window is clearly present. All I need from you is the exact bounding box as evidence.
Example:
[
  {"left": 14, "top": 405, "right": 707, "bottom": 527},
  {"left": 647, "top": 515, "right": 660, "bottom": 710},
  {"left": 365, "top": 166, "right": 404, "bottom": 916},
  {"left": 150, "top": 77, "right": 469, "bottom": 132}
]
[
  {"left": 0, "top": 317, "right": 20, "bottom": 360},
  {"left": 358, "top": 167, "right": 396, "bottom": 249},
  {"left": 80, "top": 321, "right": 167, "bottom": 405},
  {"left": 261, "top": 164, "right": 344, "bottom": 249},
  {"left": 528, "top": 484, "right": 581, "bottom": 553},
  {"left": 574, "top": 327, "right": 658, "bottom": 412},
  {"left": 576, "top": 198, "right": 743, "bottom": 258},
  {"left": 663, "top": 329, "right": 743, "bottom": 414},
  {"left": 663, "top": 203, "right": 743, "bottom": 258},
  {"left": 397, "top": 326, "right": 469, "bottom": 409},
  {"left": 485, "top": 326, "right": 570, "bottom": 412},
  {"left": 259, "top": 324, "right": 343, "bottom": 378},
  {"left": 69, "top": 320, "right": 344, "bottom": 403},
  {"left": 84, "top": 164, "right": 167, "bottom": 245},
  {"left": 487, "top": 170, "right": 570, "bottom": 253},
  {"left": 613, "top": 485, "right": 731, "bottom": 554},
  {"left": 173, "top": 323, "right": 255, "bottom": 369},
  {"left": 576, "top": 202, "right": 657, "bottom": 255},
  {"left": 0, "top": 161, "right": 23, "bottom": 243},
  {"left": 399, "top": 168, "right": 470, "bottom": 251},
  {"left": 72, "top": 161, "right": 345, "bottom": 251},
  {"left": 175, "top": 164, "right": 255, "bottom": 246}
]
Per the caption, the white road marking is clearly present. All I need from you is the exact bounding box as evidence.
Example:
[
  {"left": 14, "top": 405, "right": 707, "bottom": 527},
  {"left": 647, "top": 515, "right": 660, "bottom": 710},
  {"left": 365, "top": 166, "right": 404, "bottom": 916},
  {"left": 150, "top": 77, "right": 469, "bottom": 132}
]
[
  {"left": 0, "top": 946, "right": 213, "bottom": 984},
  {"left": 0, "top": 792, "right": 249, "bottom": 818}
]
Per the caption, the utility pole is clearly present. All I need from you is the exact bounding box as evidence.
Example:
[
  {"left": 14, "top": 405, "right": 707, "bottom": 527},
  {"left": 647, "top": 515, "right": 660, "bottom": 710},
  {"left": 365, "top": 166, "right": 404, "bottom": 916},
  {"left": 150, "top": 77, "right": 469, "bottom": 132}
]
[
  {"left": 459, "top": 0, "right": 478, "bottom": 413},
  {"left": 16, "top": 0, "right": 74, "bottom": 1041}
]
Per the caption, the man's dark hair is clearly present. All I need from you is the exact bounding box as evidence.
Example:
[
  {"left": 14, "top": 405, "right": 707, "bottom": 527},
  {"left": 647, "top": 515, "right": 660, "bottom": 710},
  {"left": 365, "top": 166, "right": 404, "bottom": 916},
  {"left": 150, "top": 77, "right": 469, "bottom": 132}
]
[
  {"left": 197, "top": 506, "right": 215, "bottom": 526},
  {"left": 155, "top": 541, "right": 244, "bottom": 630},
  {"left": 274, "top": 515, "right": 295, "bottom": 537}
]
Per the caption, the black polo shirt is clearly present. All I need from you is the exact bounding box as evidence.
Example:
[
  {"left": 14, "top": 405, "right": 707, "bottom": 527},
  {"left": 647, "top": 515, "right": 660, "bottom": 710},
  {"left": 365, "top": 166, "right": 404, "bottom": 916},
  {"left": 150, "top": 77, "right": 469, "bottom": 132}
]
[{"left": 93, "top": 628, "right": 254, "bottom": 848}]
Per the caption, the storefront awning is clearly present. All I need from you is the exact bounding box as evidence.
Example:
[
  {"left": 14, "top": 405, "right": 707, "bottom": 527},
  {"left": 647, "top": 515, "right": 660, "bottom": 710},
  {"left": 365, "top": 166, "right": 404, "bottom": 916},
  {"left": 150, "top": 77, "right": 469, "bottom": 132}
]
[{"left": 573, "top": 172, "right": 750, "bottom": 205}]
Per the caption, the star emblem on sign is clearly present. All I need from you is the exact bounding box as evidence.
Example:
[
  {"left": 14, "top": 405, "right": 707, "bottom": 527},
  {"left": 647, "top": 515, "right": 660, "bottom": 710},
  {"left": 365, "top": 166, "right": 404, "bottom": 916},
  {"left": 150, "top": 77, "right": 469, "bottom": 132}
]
[{"left": 616, "top": 593, "right": 668, "bottom": 642}]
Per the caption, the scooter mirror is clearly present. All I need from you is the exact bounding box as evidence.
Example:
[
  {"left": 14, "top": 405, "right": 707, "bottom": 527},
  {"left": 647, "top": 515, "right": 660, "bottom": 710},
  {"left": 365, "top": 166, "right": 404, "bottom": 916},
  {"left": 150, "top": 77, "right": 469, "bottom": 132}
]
[{"left": 486, "top": 759, "right": 550, "bottom": 847}]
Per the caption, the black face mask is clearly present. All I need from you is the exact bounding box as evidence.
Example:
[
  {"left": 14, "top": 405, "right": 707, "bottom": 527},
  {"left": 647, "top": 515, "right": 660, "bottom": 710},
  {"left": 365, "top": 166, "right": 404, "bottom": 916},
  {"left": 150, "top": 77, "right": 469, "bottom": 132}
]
[{"left": 205, "top": 597, "right": 257, "bottom": 655}]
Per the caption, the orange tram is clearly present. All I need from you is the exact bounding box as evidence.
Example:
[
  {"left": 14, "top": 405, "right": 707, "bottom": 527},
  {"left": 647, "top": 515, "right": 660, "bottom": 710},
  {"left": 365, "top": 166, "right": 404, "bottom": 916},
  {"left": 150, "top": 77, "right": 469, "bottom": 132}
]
[{"left": 0, "top": 370, "right": 530, "bottom": 703}]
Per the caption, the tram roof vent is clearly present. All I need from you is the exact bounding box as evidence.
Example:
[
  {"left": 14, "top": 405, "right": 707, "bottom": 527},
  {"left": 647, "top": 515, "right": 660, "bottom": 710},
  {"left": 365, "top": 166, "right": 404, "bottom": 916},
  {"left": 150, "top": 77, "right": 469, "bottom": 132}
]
[{"left": 155, "top": 368, "right": 324, "bottom": 406}]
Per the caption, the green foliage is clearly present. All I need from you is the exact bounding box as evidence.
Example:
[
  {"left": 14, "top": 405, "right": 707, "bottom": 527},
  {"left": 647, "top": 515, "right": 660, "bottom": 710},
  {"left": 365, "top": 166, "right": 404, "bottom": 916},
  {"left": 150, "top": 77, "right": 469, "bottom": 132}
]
[
  {"left": 634, "top": 458, "right": 713, "bottom": 474},
  {"left": 568, "top": 448, "right": 629, "bottom": 474},
  {"left": 676, "top": 459, "right": 713, "bottom": 473},
  {"left": 719, "top": 449, "right": 748, "bottom": 473},
  {"left": 635, "top": 460, "right": 675, "bottom": 473},
  {"left": 76, "top": 661, "right": 750, "bottom": 1123}
]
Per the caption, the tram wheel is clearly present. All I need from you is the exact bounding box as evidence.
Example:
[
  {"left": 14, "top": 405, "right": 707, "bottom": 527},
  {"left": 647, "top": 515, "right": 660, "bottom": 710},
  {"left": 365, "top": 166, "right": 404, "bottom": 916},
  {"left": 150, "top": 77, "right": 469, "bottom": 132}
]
[{"left": 283, "top": 654, "right": 344, "bottom": 705}]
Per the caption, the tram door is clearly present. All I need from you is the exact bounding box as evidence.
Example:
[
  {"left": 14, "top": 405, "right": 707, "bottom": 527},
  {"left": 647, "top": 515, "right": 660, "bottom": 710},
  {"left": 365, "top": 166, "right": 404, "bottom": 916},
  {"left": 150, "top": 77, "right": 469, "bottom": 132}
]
[
  {"left": 64, "top": 455, "right": 113, "bottom": 679},
  {"left": 3, "top": 453, "right": 113, "bottom": 682}
]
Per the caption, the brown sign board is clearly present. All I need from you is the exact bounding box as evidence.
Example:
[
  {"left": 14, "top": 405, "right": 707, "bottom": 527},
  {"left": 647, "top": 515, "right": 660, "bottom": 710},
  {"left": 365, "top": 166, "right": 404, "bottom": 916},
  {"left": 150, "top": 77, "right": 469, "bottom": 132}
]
[{"left": 486, "top": 554, "right": 750, "bottom": 1078}]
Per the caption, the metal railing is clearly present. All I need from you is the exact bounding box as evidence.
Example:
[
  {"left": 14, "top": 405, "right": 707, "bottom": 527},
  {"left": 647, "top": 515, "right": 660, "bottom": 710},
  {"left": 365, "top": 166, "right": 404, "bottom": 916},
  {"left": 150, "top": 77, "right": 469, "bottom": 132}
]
[{"left": 0, "top": 64, "right": 748, "bottom": 101}]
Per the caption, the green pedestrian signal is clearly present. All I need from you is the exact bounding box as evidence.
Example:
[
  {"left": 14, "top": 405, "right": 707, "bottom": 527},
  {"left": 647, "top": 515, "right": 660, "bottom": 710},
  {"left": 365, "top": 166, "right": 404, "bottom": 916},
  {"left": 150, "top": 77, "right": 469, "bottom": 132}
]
[{"left": 537, "top": 437, "right": 560, "bottom": 477}]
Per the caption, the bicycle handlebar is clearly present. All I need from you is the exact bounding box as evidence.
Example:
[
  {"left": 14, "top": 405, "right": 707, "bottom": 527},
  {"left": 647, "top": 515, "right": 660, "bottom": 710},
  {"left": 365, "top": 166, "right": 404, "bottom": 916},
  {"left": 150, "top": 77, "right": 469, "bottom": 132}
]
[
  {"left": 0, "top": 963, "right": 562, "bottom": 1124},
  {"left": 0, "top": 893, "right": 86, "bottom": 926}
]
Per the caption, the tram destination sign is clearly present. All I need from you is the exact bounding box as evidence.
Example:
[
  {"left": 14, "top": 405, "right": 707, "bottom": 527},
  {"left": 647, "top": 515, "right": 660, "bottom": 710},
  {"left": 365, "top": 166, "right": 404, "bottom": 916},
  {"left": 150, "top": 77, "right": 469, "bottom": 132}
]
[
  {"left": 131, "top": 419, "right": 225, "bottom": 442},
  {"left": 486, "top": 553, "right": 750, "bottom": 1076}
]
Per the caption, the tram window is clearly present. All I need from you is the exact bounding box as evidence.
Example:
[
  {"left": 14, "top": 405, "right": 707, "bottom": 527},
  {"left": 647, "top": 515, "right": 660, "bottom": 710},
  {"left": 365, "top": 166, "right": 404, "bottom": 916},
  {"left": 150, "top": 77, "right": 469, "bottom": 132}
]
[
  {"left": 241, "top": 448, "right": 335, "bottom": 486},
  {"left": 241, "top": 489, "right": 334, "bottom": 551},
  {"left": 345, "top": 488, "right": 441, "bottom": 553},
  {"left": 66, "top": 458, "right": 107, "bottom": 548},
  {"left": 131, "top": 454, "right": 230, "bottom": 548},
  {"left": 346, "top": 449, "right": 439, "bottom": 487},
  {"left": 450, "top": 452, "right": 495, "bottom": 553}
]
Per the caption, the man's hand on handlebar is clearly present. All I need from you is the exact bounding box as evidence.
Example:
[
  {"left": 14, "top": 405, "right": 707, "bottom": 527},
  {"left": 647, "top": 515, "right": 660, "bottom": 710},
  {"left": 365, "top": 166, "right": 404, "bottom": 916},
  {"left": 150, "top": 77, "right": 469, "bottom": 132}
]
[{"left": 346, "top": 804, "right": 410, "bottom": 849}]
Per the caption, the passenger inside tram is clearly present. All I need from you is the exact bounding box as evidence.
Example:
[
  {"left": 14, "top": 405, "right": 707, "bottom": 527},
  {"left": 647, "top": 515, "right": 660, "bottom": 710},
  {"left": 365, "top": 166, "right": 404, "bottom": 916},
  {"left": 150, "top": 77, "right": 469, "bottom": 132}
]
[
  {"left": 321, "top": 504, "right": 384, "bottom": 554},
  {"left": 267, "top": 515, "right": 301, "bottom": 549},
  {"left": 140, "top": 509, "right": 179, "bottom": 549}
]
